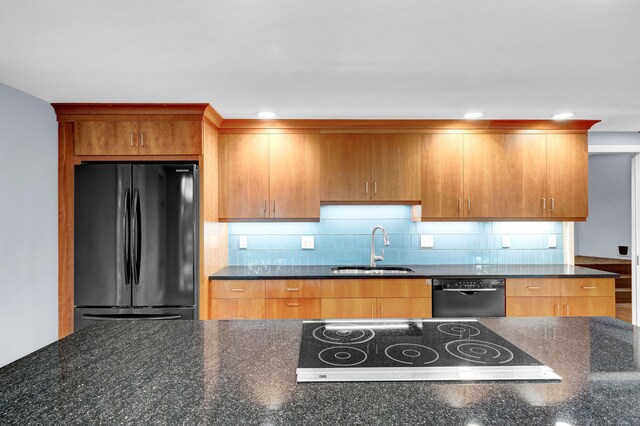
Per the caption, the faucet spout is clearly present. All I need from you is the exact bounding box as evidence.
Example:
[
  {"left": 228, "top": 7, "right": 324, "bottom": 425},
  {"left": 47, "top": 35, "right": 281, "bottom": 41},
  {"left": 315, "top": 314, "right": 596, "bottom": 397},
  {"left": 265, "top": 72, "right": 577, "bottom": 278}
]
[{"left": 370, "top": 225, "right": 390, "bottom": 267}]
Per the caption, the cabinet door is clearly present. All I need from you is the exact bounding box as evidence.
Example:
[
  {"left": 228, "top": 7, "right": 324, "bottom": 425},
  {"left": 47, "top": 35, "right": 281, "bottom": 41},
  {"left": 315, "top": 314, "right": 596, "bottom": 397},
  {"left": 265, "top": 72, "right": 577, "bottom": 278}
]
[
  {"left": 502, "top": 134, "right": 547, "bottom": 218},
  {"left": 377, "top": 298, "right": 432, "bottom": 318},
  {"left": 138, "top": 121, "right": 202, "bottom": 155},
  {"left": 561, "top": 296, "right": 615, "bottom": 317},
  {"left": 463, "top": 134, "right": 507, "bottom": 218},
  {"left": 546, "top": 134, "right": 588, "bottom": 219},
  {"left": 506, "top": 297, "right": 561, "bottom": 317},
  {"left": 320, "top": 134, "right": 371, "bottom": 202},
  {"left": 218, "top": 134, "right": 270, "bottom": 219},
  {"left": 421, "top": 134, "right": 464, "bottom": 219},
  {"left": 209, "top": 299, "right": 265, "bottom": 320},
  {"left": 74, "top": 121, "right": 138, "bottom": 155},
  {"left": 269, "top": 134, "right": 320, "bottom": 219},
  {"left": 265, "top": 299, "right": 321, "bottom": 319},
  {"left": 370, "top": 134, "right": 421, "bottom": 202},
  {"left": 322, "top": 298, "right": 377, "bottom": 319}
]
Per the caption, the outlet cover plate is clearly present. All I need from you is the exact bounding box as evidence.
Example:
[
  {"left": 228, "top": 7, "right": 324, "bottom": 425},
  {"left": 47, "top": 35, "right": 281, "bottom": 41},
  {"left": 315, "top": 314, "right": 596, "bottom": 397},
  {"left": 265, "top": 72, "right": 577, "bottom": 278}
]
[
  {"left": 548, "top": 235, "right": 557, "bottom": 248},
  {"left": 420, "top": 235, "right": 434, "bottom": 248},
  {"left": 502, "top": 235, "right": 511, "bottom": 248},
  {"left": 239, "top": 236, "right": 248, "bottom": 249},
  {"left": 301, "top": 236, "right": 315, "bottom": 250}
]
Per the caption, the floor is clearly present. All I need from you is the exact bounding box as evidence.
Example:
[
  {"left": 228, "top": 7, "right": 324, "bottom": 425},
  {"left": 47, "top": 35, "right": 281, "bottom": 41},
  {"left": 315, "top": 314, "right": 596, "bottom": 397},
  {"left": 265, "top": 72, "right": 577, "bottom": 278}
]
[{"left": 616, "top": 303, "right": 633, "bottom": 324}]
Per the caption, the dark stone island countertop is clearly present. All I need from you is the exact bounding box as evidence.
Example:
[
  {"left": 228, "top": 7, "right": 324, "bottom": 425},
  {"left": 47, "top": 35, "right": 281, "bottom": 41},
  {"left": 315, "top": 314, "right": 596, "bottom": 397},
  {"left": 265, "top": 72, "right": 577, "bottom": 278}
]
[
  {"left": 209, "top": 264, "right": 619, "bottom": 280},
  {"left": 1, "top": 317, "right": 639, "bottom": 425}
]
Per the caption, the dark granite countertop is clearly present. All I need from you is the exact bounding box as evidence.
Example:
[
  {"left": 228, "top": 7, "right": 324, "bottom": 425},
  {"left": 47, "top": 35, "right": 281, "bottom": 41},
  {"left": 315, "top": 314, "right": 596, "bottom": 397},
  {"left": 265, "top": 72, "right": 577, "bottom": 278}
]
[
  {"left": 209, "top": 264, "right": 619, "bottom": 280},
  {"left": 1, "top": 317, "right": 639, "bottom": 425}
]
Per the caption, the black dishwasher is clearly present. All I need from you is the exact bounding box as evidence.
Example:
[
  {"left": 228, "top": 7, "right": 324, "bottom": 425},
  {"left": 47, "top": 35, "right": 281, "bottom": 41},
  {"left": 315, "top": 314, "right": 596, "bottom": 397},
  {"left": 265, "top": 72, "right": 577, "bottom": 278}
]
[{"left": 432, "top": 278, "right": 505, "bottom": 317}]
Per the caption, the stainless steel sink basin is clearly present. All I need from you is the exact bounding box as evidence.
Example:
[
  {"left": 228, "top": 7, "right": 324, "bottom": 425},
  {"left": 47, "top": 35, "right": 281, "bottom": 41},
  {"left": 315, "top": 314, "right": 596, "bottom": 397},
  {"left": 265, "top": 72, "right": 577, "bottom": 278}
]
[{"left": 331, "top": 266, "right": 415, "bottom": 275}]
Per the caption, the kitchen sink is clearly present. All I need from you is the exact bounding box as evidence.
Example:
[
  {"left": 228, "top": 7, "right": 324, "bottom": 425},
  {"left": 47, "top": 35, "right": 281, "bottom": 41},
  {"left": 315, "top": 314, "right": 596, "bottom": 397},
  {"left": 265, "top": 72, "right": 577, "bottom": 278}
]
[{"left": 331, "top": 266, "right": 415, "bottom": 275}]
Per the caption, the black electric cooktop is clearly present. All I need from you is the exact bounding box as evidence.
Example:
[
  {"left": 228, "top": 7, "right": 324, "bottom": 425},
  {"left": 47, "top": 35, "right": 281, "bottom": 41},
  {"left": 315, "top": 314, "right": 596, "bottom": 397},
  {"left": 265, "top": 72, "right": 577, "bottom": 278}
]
[{"left": 296, "top": 319, "right": 561, "bottom": 382}]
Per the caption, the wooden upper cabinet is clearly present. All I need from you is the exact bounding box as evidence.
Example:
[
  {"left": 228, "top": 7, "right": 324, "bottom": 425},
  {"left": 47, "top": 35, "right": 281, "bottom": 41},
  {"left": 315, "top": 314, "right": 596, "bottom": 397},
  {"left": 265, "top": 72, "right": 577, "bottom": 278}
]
[
  {"left": 502, "top": 134, "right": 547, "bottom": 218},
  {"left": 463, "top": 134, "right": 507, "bottom": 218},
  {"left": 546, "top": 134, "right": 588, "bottom": 220},
  {"left": 421, "top": 134, "right": 464, "bottom": 219},
  {"left": 320, "top": 134, "right": 371, "bottom": 202},
  {"left": 370, "top": 134, "right": 421, "bottom": 202},
  {"left": 269, "top": 134, "right": 321, "bottom": 219},
  {"left": 218, "top": 134, "right": 270, "bottom": 220},
  {"left": 74, "top": 121, "right": 139, "bottom": 155},
  {"left": 138, "top": 121, "right": 202, "bottom": 155}
]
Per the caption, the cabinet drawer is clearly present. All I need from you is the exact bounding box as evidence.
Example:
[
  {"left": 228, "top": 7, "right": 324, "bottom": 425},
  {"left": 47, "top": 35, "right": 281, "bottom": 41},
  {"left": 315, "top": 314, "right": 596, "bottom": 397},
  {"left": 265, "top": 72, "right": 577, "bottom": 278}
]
[
  {"left": 506, "top": 297, "right": 561, "bottom": 317},
  {"left": 265, "top": 299, "right": 321, "bottom": 319},
  {"left": 506, "top": 279, "right": 559, "bottom": 297},
  {"left": 322, "top": 298, "right": 377, "bottom": 319},
  {"left": 265, "top": 280, "right": 321, "bottom": 299},
  {"left": 377, "top": 298, "right": 432, "bottom": 318},
  {"left": 210, "top": 280, "right": 265, "bottom": 299},
  {"left": 209, "top": 299, "right": 265, "bottom": 320},
  {"left": 378, "top": 279, "right": 432, "bottom": 298},
  {"left": 322, "top": 280, "right": 380, "bottom": 298},
  {"left": 560, "top": 279, "right": 614, "bottom": 297}
]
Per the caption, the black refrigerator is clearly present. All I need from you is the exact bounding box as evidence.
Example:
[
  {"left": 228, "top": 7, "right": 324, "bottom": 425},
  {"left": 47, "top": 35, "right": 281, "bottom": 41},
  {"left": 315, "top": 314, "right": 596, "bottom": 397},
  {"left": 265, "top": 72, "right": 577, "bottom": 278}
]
[{"left": 73, "top": 163, "right": 199, "bottom": 331}]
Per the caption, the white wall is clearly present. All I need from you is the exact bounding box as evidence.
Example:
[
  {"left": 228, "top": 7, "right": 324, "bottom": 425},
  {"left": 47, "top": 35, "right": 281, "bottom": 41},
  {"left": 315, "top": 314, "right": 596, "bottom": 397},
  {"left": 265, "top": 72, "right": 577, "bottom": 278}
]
[
  {"left": 0, "top": 83, "right": 58, "bottom": 367},
  {"left": 589, "top": 132, "right": 640, "bottom": 145}
]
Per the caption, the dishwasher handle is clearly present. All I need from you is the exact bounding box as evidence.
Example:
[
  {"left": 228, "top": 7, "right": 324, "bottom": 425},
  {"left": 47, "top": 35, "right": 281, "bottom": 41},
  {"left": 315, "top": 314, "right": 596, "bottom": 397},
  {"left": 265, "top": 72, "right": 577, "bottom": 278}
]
[{"left": 441, "top": 288, "right": 498, "bottom": 292}]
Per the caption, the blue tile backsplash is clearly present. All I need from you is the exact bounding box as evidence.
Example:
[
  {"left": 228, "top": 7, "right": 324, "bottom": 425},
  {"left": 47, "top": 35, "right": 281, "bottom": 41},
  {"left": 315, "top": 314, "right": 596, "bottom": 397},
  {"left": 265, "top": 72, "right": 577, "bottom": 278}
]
[{"left": 228, "top": 206, "right": 564, "bottom": 266}]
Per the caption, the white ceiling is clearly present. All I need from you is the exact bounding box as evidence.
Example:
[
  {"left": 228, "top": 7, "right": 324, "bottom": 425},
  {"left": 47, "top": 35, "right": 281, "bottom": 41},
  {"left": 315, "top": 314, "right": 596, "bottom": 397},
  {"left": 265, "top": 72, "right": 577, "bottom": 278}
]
[{"left": 1, "top": 0, "right": 639, "bottom": 131}]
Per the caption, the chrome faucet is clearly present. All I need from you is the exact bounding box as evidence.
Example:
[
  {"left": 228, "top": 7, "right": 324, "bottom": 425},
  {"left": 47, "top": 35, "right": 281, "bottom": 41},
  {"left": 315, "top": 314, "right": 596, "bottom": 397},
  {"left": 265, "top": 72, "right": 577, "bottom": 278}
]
[{"left": 370, "top": 225, "right": 390, "bottom": 267}]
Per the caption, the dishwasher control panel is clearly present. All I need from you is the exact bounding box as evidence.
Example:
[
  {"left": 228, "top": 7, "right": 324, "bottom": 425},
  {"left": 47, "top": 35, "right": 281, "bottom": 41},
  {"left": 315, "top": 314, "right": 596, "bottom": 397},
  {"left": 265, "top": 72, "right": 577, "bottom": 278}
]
[{"left": 434, "top": 278, "right": 505, "bottom": 291}]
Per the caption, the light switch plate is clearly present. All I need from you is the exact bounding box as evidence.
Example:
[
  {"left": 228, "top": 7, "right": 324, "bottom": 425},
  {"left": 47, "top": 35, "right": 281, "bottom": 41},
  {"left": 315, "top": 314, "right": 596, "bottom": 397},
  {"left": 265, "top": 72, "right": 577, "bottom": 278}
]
[
  {"left": 502, "top": 235, "right": 511, "bottom": 248},
  {"left": 239, "top": 236, "right": 248, "bottom": 249},
  {"left": 548, "top": 235, "right": 557, "bottom": 248},
  {"left": 301, "top": 236, "right": 315, "bottom": 250},
  {"left": 420, "top": 235, "right": 434, "bottom": 248}
]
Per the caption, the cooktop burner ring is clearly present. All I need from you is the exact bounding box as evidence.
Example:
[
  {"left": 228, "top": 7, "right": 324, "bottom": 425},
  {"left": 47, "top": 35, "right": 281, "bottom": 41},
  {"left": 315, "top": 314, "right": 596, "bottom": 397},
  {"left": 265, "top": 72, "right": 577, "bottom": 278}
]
[
  {"left": 437, "top": 323, "right": 481, "bottom": 338},
  {"left": 384, "top": 343, "right": 440, "bottom": 365},
  {"left": 444, "top": 339, "right": 515, "bottom": 364},
  {"left": 312, "top": 324, "right": 375, "bottom": 345},
  {"left": 318, "top": 346, "right": 368, "bottom": 366}
]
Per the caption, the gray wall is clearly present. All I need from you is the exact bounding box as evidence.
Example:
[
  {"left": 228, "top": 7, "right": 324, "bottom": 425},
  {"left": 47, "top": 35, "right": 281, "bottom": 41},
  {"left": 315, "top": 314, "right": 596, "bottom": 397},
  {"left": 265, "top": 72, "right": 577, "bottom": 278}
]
[
  {"left": 589, "top": 132, "right": 640, "bottom": 145},
  {"left": 575, "top": 150, "right": 634, "bottom": 259},
  {"left": 0, "top": 83, "right": 58, "bottom": 367}
]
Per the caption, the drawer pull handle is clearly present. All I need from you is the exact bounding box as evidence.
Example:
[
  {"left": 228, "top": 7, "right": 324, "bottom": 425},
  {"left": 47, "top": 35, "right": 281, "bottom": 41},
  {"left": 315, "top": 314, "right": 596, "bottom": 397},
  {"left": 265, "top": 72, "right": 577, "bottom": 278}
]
[
  {"left": 581, "top": 286, "right": 597, "bottom": 289},
  {"left": 527, "top": 286, "right": 542, "bottom": 289},
  {"left": 231, "top": 316, "right": 245, "bottom": 319},
  {"left": 286, "top": 288, "right": 300, "bottom": 292},
  {"left": 231, "top": 288, "right": 246, "bottom": 292},
  {"left": 285, "top": 303, "right": 300, "bottom": 307}
]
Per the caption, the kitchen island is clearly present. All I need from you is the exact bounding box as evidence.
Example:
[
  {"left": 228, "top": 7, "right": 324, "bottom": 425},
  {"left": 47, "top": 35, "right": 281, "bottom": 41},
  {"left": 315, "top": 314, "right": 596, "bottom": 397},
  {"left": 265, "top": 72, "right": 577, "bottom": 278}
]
[{"left": 1, "top": 317, "right": 639, "bottom": 425}]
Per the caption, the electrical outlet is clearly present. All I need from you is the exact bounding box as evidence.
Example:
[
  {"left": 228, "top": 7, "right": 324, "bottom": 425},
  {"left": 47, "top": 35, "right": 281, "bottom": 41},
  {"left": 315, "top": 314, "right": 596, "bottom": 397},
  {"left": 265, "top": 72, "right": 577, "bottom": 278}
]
[
  {"left": 239, "top": 236, "right": 248, "bottom": 249},
  {"left": 548, "top": 235, "right": 557, "bottom": 248},
  {"left": 420, "top": 235, "right": 434, "bottom": 248},
  {"left": 502, "top": 235, "right": 510, "bottom": 248},
  {"left": 301, "top": 236, "right": 315, "bottom": 250}
]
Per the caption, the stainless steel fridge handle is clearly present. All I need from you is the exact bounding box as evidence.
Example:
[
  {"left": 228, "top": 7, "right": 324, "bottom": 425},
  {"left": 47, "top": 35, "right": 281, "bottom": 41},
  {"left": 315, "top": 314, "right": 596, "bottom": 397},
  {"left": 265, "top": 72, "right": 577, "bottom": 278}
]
[
  {"left": 82, "top": 314, "right": 183, "bottom": 321},
  {"left": 131, "top": 189, "right": 142, "bottom": 285},
  {"left": 122, "top": 188, "right": 131, "bottom": 285}
]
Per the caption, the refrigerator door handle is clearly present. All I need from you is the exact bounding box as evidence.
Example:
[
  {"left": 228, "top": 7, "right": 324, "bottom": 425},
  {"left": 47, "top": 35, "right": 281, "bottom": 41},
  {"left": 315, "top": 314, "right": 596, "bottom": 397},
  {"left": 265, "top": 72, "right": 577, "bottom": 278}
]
[
  {"left": 131, "top": 188, "right": 142, "bottom": 285},
  {"left": 122, "top": 188, "right": 131, "bottom": 285},
  {"left": 82, "top": 314, "right": 183, "bottom": 321}
]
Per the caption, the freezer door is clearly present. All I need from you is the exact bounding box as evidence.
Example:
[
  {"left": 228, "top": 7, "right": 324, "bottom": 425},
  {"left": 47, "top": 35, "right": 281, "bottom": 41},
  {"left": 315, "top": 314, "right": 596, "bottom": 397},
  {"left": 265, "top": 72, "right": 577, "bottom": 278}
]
[
  {"left": 132, "top": 164, "right": 197, "bottom": 307},
  {"left": 74, "top": 164, "right": 132, "bottom": 307},
  {"left": 74, "top": 307, "right": 195, "bottom": 332}
]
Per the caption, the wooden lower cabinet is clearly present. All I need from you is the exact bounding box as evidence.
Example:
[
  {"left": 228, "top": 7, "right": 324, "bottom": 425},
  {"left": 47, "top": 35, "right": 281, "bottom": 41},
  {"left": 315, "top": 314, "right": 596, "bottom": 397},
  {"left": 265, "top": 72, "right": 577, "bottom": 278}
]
[
  {"left": 506, "top": 297, "right": 561, "bottom": 317},
  {"left": 562, "top": 296, "right": 615, "bottom": 317},
  {"left": 378, "top": 298, "right": 432, "bottom": 318},
  {"left": 265, "top": 279, "right": 321, "bottom": 299},
  {"left": 210, "top": 280, "right": 265, "bottom": 298},
  {"left": 266, "top": 299, "right": 321, "bottom": 319},
  {"left": 210, "top": 299, "right": 265, "bottom": 320},
  {"left": 322, "top": 298, "right": 377, "bottom": 319}
]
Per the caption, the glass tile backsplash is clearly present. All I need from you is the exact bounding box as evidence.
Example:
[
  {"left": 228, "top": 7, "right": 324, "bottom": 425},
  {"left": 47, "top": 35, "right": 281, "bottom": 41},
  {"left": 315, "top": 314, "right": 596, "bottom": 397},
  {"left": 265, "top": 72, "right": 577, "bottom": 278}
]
[{"left": 227, "top": 205, "right": 564, "bottom": 266}]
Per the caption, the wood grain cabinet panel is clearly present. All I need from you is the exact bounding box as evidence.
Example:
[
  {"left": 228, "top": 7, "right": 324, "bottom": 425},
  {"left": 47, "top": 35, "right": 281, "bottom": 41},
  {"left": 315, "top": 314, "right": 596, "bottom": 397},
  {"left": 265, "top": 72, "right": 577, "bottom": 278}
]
[
  {"left": 377, "top": 279, "right": 432, "bottom": 298},
  {"left": 506, "top": 278, "right": 560, "bottom": 297},
  {"left": 269, "top": 134, "right": 320, "bottom": 219},
  {"left": 322, "top": 298, "right": 377, "bottom": 319},
  {"left": 560, "top": 278, "right": 614, "bottom": 297},
  {"left": 74, "top": 121, "right": 139, "bottom": 155},
  {"left": 463, "top": 134, "right": 507, "bottom": 218},
  {"left": 321, "top": 279, "right": 381, "bottom": 298},
  {"left": 546, "top": 134, "right": 588, "bottom": 219},
  {"left": 421, "top": 134, "right": 464, "bottom": 219},
  {"left": 503, "top": 134, "right": 547, "bottom": 218},
  {"left": 319, "top": 134, "right": 371, "bottom": 202},
  {"left": 265, "top": 280, "right": 321, "bottom": 299},
  {"left": 265, "top": 299, "right": 321, "bottom": 319},
  {"left": 210, "top": 299, "right": 265, "bottom": 320},
  {"left": 210, "top": 280, "right": 266, "bottom": 299},
  {"left": 506, "top": 297, "right": 561, "bottom": 317},
  {"left": 218, "top": 134, "right": 270, "bottom": 219},
  {"left": 370, "top": 134, "right": 421, "bottom": 202},
  {"left": 377, "top": 298, "right": 432, "bottom": 318},
  {"left": 138, "top": 121, "right": 202, "bottom": 155},
  {"left": 562, "top": 296, "right": 615, "bottom": 317}
]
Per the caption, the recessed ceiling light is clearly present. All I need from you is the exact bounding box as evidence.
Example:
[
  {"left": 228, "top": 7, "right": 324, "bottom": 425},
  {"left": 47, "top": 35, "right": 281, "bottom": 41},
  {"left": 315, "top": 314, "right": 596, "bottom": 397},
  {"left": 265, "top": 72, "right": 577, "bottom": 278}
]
[
  {"left": 550, "top": 112, "right": 574, "bottom": 120},
  {"left": 256, "top": 111, "right": 276, "bottom": 119},
  {"left": 463, "top": 112, "right": 483, "bottom": 119}
]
